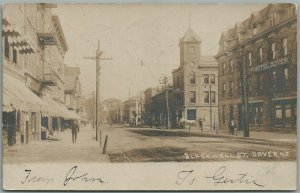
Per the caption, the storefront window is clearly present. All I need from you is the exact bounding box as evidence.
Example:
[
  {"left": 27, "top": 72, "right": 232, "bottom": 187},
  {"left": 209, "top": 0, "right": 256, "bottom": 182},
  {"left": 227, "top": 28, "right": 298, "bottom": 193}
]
[
  {"left": 275, "top": 105, "right": 283, "bottom": 126},
  {"left": 248, "top": 103, "right": 263, "bottom": 126},
  {"left": 273, "top": 100, "right": 296, "bottom": 128},
  {"left": 13, "top": 49, "right": 17, "bottom": 64},
  {"left": 187, "top": 109, "right": 196, "bottom": 120},
  {"left": 4, "top": 37, "right": 9, "bottom": 59},
  {"left": 285, "top": 104, "right": 292, "bottom": 127}
]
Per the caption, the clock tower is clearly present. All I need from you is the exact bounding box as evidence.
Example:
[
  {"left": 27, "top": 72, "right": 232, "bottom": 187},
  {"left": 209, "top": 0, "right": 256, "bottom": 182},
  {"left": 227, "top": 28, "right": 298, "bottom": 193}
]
[{"left": 179, "top": 26, "right": 202, "bottom": 68}]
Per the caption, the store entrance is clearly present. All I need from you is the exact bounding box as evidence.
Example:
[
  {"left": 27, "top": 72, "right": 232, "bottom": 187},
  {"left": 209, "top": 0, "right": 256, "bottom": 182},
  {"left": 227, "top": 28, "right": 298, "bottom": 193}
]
[{"left": 238, "top": 104, "right": 243, "bottom": 130}]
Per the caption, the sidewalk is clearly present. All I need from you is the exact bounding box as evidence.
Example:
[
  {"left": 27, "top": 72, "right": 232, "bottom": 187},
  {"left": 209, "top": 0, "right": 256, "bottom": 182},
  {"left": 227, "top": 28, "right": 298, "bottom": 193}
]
[
  {"left": 149, "top": 125, "right": 297, "bottom": 145},
  {"left": 3, "top": 124, "right": 110, "bottom": 164},
  {"left": 200, "top": 128, "right": 296, "bottom": 144}
]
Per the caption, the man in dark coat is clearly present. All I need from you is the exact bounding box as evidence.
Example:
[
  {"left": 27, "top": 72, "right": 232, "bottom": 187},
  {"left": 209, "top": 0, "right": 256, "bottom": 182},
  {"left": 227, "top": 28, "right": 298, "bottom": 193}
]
[{"left": 71, "top": 121, "right": 79, "bottom": 144}]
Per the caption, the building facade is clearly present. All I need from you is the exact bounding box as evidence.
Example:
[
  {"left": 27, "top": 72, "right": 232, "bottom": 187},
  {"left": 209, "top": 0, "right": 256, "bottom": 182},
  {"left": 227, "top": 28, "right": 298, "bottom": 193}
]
[
  {"left": 215, "top": 4, "right": 297, "bottom": 133},
  {"left": 122, "top": 96, "right": 142, "bottom": 125},
  {"left": 172, "top": 27, "right": 219, "bottom": 129},
  {"left": 143, "top": 87, "right": 159, "bottom": 126},
  {"left": 2, "top": 4, "right": 79, "bottom": 146},
  {"left": 64, "top": 66, "right": 81, "bottom": 113}
]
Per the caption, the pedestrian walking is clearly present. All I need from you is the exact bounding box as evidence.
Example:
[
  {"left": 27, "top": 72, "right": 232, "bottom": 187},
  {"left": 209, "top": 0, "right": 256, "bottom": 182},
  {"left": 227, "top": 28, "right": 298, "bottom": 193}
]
[
  {"left": 229, "top": 119, "right": 235, "bottom": 135},
  {"left": 198, "top": 118, "right": 203, "bottom": 132},
  {"left": 233, "top": 120, "right": 238, "bottom": 136},
  {"left": 71, "top": 120, "right": 79, "bottom": 144}
]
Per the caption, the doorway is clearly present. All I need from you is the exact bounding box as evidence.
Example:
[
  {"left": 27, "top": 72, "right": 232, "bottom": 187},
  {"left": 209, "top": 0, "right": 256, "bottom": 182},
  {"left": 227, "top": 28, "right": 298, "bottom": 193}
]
[
  {"left": 238, "top": 104, "right": 243, "bottom": 130},
  {"left": 26, "top": 121, "right": 29, "bottom": 144}
]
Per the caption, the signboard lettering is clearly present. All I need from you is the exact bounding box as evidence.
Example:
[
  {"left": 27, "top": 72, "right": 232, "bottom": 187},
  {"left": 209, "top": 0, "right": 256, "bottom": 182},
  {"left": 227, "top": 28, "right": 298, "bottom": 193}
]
[
  {"left": 38, "top": 33, "right": 57, "bottom": 45},
  {"left": 255, "top": 57, "right": 289, "bottom": 72}
]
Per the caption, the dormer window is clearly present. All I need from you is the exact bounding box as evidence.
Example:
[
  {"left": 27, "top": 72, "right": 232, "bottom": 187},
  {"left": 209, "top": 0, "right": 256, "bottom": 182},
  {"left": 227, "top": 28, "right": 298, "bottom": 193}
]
[{"left": 252, "top": 23, "right": 257, "bottom": 35}]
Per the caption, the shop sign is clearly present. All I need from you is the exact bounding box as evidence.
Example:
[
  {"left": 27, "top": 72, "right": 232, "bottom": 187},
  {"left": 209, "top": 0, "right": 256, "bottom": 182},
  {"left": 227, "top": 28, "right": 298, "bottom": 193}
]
[
  {"left": 38, "top": 33, "right": 57, "bottom": 45},
  {"left": 255, "top": 56, "right": 289, "bottom": 72}
]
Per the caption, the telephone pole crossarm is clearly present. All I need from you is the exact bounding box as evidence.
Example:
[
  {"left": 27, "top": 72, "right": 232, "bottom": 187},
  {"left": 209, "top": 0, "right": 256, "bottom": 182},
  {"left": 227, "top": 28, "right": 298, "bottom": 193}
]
[{"left": 83, "top": 40, "right": 113, "bottom": 143}]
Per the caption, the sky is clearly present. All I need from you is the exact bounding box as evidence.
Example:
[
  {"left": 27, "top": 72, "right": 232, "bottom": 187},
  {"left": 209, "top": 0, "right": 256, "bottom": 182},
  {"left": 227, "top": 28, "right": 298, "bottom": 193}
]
[{"left": 53, "top": 3, "right": 267, "bottom": 101}]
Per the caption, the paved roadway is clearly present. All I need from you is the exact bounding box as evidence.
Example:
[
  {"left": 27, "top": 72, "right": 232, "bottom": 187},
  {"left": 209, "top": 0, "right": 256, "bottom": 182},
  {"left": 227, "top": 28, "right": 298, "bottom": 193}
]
[{"left": 3, "top": 124, "right": 296, "bottom": 164}]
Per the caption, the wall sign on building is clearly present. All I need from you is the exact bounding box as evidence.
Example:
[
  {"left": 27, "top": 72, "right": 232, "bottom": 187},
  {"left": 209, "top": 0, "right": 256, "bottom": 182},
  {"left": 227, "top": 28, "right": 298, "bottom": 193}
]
[
  {"left": 255, "top": 56, "right": 290, "bottom": 72},
  {"left": 38, "top": 33, "right": 57, "bottom": 45}
]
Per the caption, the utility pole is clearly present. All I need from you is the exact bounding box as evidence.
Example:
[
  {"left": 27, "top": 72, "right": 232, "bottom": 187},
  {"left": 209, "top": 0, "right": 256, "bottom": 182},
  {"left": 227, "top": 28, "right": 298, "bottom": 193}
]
[
  {"left": 238, "top": 41, "right": 249, "bottom": 137},
  {"left": 92, "top": 90, "right": 95, "bottom": 129},
  {"left": 140, "top": 91, "right": 143, "bottom": 125},
  {"left": 159, "top": 75, "right": 170, "bottom": 130},
  {"left": 209, "top": 84, "right": 212, "bottom": 130},
  {"left": 84, "top": 40, "right": 112, "bottom": 143}
]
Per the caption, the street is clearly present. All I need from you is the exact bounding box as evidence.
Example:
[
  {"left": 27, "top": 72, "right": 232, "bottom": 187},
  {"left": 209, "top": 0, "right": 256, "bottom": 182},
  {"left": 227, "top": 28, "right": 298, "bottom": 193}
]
[
  {"left": 105, "top": 125, "right": 296, "bottom": 162},
  {"left": 4, "top": 124, "right": 296, "bottom": 164}
]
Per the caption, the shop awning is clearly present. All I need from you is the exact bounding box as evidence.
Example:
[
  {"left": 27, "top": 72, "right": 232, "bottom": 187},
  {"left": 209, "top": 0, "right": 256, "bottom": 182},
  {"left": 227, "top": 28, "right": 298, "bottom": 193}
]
[
  {"left": 41, "top": 97, "right": 81, "bottom": 120},
  {"left": 2, "top": 17, "right": 37, "bottom": 54},
  {"left": 3, "top": 73, "right": 49, "bottom": 112}
]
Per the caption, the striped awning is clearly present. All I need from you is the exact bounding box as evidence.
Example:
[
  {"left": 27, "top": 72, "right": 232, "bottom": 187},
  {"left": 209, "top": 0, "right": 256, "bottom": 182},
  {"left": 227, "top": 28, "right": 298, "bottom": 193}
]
[
  {"left": 3, "top": 73, "right": 49, "bottom": 113},
  {"left": 2, "top": 21, "right": 21, "bottom": 37},
  {"left": 2, "top": 18, "right": 37, "bottom": 54},
  {"left": 41, "top": 97, "right": 81, "bottom": 120}
]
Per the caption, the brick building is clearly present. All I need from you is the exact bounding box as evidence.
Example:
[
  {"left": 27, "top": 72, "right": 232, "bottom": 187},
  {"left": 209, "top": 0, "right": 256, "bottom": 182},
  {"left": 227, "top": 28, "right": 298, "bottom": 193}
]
[
  {"left": 172, "top": 26, "right": 218, "bottom": 129},
  {"left": 215, "top": 4, "right": 297, "bottom": 133},
  {"left": 143, "top": 87, "right": 159, "bottom": 125}
]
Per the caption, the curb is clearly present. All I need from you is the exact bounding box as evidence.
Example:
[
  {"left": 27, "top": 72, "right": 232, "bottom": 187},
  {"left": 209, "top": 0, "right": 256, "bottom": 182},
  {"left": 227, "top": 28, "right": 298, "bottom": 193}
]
[{"left": 145, "top": 127, "right": 296, "bottom": 147}]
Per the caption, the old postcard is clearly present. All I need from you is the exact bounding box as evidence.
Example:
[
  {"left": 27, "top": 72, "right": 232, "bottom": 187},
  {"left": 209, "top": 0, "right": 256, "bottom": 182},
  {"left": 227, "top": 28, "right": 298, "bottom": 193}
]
[{"left": 2, "top": 3, "right": 297, "bottom": 191}]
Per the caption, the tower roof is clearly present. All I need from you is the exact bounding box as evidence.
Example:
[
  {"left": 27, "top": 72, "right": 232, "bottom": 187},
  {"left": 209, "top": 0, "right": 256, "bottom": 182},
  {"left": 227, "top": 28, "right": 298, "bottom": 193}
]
[{"left": 180, "top": 27, "right": 202, "bottom": 44}]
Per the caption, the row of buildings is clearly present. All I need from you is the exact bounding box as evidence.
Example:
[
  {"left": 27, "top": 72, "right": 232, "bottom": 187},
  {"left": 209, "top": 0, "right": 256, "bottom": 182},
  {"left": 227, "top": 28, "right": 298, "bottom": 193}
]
[
  {"left": 120, "top": 26, "right": 218, "bottom": 129},
  {"left": 2, "top": 4, "right": 83, "bottom": 146},
  {"left": 215, "top": 3, "right": 297, "bottom": 132},
  {"left": 143, "top": 26, "right": 219, "bottom": 129},
  {"left": 122, "top": 3, "right": 297, "bottom": 133}
]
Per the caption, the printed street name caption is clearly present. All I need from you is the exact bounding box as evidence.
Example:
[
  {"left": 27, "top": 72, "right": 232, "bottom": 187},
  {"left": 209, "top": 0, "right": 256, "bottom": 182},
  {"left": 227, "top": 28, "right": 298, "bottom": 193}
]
[{"left": 184, "top": 151, "right": 291, "bottom": 160}]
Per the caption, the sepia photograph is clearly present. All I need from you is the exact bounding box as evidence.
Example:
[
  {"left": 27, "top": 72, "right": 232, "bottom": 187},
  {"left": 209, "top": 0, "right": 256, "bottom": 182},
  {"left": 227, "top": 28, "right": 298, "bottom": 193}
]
[{"left": 1, "top": 2, "right": 297, "bottom": 190}]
